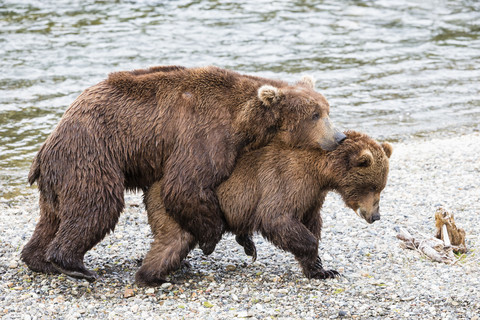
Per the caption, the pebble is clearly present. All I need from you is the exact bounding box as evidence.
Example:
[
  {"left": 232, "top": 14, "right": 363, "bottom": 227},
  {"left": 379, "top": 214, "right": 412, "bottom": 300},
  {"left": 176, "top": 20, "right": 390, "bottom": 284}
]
[
  {"left": 1, "top": 133, "right": 479, "bottom": 319},
  {"left": 160, "top": 282, "right": 172, "bottom": 289},
  {"left": 226, "top": 264, "right": 236, "bottom": 271},
  {"left": 145, "top": 288, "right": 155, "bottom": 294},
  {"left": 123, "top": 288, "right": 135, "bottom": 298}
]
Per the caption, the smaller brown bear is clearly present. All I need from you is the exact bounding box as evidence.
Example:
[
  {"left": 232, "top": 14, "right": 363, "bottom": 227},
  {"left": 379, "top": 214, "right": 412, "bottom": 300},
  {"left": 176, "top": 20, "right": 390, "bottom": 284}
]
[{"left": 138, "top": 131, "right": 392, "bottom": 286}]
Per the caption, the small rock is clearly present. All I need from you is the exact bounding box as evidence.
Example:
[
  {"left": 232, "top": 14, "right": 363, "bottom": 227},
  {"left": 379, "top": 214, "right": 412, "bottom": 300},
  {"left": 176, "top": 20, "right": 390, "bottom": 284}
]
[
  {"left": 205, "top": 275, "right": 215, "bottom": 282},
  {"left": 9, "top": 261, "right": 18, "bottom": 269},
  {"left": 145, "top": 288, "right": 155, "bottom": 294},
  {"left": 226, "top": 264, "right": 236, "bottom": 271},
  {"left": 237, "top": 311, "right": 252, "bottom": 318},
  {"left": 160, "top": 282, "right": 172, "bottom": 289},
  {"left": 338, "top": 310, "right": 347, "bottom": 317},
  {"left": 123, "top": 288, "right": 135, "bottom": 298}
]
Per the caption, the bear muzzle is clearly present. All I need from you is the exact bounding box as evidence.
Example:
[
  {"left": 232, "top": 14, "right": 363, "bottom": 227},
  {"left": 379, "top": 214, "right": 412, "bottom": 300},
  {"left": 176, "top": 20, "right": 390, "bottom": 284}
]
[
  {"left": 334, "top": 130, "right": 347, "bottom": 145},
  {"left": 319, "top": 119, "right": 346, "bottom": 151},
  {"left": 357, "top": 207, "right": 381, "bottom": 224}
]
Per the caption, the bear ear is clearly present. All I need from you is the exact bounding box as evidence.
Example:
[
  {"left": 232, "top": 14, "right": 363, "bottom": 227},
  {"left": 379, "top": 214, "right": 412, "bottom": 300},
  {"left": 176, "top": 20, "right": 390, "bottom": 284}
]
[
  {"left": 297, "top": 75, "right": 316, "bottom": 89},
  {"left": 381, "top": 142, "right": 393, "bottom": 158},
  {"left": 258, "top": 85, "right": 280, "bottom": 106},
  {"left": 352, "top": 149, "right": 373, "bottom": 168}
]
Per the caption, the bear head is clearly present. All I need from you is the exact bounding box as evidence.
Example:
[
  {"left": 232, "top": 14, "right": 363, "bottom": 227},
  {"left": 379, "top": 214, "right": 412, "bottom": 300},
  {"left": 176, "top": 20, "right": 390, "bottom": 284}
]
[
  {"left": 328, "top": 131, "right": 393, "bottom": 224},
  {"left": 257, "top": 76, "right": 346, "bottom": 151}
]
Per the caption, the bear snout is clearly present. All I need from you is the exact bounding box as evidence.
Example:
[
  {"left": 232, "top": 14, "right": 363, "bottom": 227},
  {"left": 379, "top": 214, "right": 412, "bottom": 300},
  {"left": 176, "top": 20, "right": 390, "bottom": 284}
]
[
  {"left": 359, "top": 209, "right": 380, "bottom": 224},
  {"left": 334, "top": 130, "right": 347, "bottom": 145},
  {"left": 318, "top": 118, "right": 345, "bottom": 151}
]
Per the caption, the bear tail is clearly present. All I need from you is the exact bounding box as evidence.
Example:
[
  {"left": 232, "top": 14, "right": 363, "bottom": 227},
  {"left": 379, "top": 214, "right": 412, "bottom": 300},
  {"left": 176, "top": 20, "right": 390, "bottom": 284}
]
[{"left": 28, "top": 153, "right": 41, "bottom": 185}]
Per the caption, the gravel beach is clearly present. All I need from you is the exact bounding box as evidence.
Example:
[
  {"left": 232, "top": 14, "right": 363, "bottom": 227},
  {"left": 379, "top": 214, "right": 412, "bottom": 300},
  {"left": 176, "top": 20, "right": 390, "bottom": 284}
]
[{"left": 1, "top": 132, "right": 479, "bottom": 320}]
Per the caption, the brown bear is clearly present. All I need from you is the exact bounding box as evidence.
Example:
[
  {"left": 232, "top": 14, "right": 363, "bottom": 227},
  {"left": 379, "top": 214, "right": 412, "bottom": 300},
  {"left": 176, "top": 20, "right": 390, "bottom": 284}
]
[
  {"left": 22, "top": 65, "right": 346, "bottom": 281},
  {"left": 139, "top": 131, "right": 392, "bottom": 285}
]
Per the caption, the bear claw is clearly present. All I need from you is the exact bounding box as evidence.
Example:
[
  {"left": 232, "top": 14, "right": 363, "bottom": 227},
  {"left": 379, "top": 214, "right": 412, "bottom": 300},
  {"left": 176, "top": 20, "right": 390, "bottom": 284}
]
[
  {"left": 311, "top": 269, "right": 340, "bottom": 279},
  {"left": 50, "top": 262, "right": 98, "bottom": 282}
]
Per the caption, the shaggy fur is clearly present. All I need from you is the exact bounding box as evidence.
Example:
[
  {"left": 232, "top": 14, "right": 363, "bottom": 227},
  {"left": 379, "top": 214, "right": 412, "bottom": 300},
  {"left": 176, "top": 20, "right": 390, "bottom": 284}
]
[
  {"left": 22, "top": 65, "right": 345, "bottom": 281},
  {"left": 138, "top": 131, "right": 392, "bottom": 286}
]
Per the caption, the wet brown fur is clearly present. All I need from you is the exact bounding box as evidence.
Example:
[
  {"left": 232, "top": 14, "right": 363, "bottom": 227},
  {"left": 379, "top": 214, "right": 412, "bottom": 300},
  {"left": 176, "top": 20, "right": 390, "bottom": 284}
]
[
  {"left": 22, "top": 65, "right": 338, "bottom": 280},
  {"left": 139, "top": 131, "right": 392, "bottom": 285}
]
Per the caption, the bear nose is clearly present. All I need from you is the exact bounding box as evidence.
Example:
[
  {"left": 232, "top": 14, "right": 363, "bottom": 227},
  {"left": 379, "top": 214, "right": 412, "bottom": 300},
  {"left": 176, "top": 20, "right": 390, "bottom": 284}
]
[
  {"left": 372, "top": 213, "right": 380, "bottom": 222},
  {"left": 334, "top": 131, "right": 347, "bottom": 144}
]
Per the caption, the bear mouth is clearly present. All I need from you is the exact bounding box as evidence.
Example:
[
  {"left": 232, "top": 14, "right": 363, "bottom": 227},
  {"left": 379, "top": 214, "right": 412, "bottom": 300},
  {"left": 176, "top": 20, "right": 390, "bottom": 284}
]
[{"left": 355, "top": 209, "right": 374, "bottom": 224}]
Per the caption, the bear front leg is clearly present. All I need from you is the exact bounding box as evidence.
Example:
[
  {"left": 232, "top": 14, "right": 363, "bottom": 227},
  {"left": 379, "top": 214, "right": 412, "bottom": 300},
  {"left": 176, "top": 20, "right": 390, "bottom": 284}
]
[
  {"left": 235, "top": 234, "right": 257, "bottom": 262},
  {"left": 260, "top": 216, "right": 338, "bottom": 280}
]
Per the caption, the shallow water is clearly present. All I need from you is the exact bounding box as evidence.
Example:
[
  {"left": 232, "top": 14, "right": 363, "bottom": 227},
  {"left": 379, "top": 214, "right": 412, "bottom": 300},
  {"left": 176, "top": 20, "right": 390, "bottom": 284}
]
[{"left": 1, "top": 0, "right": 480, "bottom": 197}]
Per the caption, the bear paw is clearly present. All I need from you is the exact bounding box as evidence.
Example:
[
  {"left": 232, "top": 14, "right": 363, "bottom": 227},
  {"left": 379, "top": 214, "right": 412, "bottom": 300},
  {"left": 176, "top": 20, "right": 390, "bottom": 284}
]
[
  {"left": 199, "top": 240, "right": 218, "bottom": 256},
  {"left": 181, "top": 260, "right": 192, "bottom": 269},
  {"left": 22, "top": 259, "right": 60, "bottom": 275},
  {"left": 235, "top": 234, "right": 257, "bottom": 262},
  {"left": 135, "top": 268, "right": 168, "bottom": 287}
]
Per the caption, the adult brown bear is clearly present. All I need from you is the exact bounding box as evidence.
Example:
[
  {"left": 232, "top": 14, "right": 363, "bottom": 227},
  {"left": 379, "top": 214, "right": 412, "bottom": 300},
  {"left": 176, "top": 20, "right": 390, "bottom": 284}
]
[
  {"left": 141, "top": 131, "right": 392, "bottom": 285},
  {"left": 22, "top": 65, "right": 346, "bottom": 281}
]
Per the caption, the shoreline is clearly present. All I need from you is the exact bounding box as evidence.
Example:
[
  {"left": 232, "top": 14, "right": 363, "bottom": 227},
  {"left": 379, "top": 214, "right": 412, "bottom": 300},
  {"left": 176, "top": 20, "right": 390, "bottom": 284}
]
[
  {"left": 1, "top": 131, "right": 479, "bottom": 319},
  {"left": 1, "top": 126, "right": 479, "bottom": 202}
]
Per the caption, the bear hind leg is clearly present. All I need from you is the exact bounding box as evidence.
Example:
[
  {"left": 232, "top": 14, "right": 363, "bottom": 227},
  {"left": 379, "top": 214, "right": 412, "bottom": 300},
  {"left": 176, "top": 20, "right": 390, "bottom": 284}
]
[
  {"left": 21, "top": 195, "right": 61, "bottom": 274},
  {"left": 46, "top": 188, "right": 124, "bottom": 282}
]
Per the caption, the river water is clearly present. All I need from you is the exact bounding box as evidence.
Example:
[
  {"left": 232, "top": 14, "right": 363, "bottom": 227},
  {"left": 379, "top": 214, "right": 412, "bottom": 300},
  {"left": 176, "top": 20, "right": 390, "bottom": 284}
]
[{"left": 1, "top": 0, "right": 479, "bottom": 198}]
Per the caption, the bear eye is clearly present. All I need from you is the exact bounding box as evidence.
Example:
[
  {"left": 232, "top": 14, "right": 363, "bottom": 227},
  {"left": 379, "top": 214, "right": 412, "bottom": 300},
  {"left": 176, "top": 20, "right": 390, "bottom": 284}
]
[{"left": 312, "top": 112, "right": 320, "bottom": 121}]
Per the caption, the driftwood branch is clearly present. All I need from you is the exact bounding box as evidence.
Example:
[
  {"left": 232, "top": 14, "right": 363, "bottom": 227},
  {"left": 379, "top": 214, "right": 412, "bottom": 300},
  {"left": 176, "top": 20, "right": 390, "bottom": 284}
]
[
  {"left": 395, "top": 207, "right": 467, "bottom": 264},
  {"left": 395, "top": 226, "right": 456, "bottom": 263}
]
